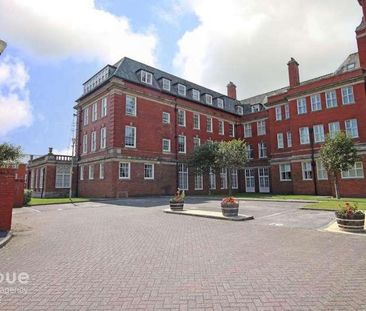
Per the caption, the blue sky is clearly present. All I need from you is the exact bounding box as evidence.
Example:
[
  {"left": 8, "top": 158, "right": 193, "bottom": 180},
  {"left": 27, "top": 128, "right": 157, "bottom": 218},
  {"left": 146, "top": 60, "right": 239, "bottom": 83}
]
[{"left": 0, "top": 0, "right": 361, "bottom": 156}]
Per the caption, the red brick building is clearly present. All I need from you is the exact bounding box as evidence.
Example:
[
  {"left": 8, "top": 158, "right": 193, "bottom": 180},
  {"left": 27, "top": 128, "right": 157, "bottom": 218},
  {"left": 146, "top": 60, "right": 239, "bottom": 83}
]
[{"left": 74, "top": 1, "right": 366, "bottom": 198}]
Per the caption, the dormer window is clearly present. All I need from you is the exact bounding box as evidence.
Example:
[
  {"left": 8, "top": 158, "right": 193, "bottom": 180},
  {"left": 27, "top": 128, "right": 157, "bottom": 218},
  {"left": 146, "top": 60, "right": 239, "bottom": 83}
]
[
  {"left": 217, "top": 98, "right": 224, "bottom": 109},
  {"left": 236, "top": 106, "right": 244, "bottom": 115},
  {"left": 162, "top": 78, "right": 171, "bottom": 91},
  {"left": 178, "top": 84, "right": 186, "bottom": 96},
  {"left": 346, "top": 63, "right": 355, "bottom": 71},
  {"left": 251, "top": 104, "right": 260, "bottom": 112},
  {"left": 205, "top": 94, "right": 213, "bottom": 105},
  {"left": 141, "top": 70, "right": 153, "bottom": 85},
  {"left": 192, "top": 89, "right": 200, "bottom": 101}
]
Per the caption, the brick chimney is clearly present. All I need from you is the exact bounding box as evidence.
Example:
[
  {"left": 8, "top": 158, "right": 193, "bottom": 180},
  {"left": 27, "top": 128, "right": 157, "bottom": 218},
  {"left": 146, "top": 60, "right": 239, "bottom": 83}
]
[
  {"left": 357, "top": 0, "right": 366, "bottom": 69},
  {"left": 287, "top": 58, "right": 300, "bottom": 87},
  {"left": 227, "top": 82, "right": 237, "bottom": 99}
]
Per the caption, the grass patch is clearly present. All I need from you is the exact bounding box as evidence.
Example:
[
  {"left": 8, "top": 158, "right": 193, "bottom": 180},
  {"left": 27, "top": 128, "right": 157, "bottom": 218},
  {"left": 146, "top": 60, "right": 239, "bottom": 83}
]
[
  {"left": 307, "top": 199, "right": 366, "bottom": 211},
  {"left": 28, "top": 198, "right": 90, "bottom": 206}
]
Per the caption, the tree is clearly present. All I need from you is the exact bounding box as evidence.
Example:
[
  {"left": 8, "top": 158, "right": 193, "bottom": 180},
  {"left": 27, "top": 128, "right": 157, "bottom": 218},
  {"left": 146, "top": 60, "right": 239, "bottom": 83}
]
[
  {"left": 217, "top": 139, "right": 248, "bottom": 195},
  {"left": 320, "top": 132, "right": 359, "bottom": 199},
  {"left": 0, "top": 143, "right": 23, "bottom": 167},
  {"left": 188, "top": 142, "right": 220, "bottom": 194},
  {"left": 189, "top": 139, "right": 248, "bottom": 196}
]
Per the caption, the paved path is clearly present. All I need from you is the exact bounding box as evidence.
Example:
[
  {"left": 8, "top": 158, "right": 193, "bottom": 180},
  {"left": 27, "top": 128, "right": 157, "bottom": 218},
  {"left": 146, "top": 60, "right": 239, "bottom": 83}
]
[{"left": 1, "top": 198, "right": 365, "bottom": 310}]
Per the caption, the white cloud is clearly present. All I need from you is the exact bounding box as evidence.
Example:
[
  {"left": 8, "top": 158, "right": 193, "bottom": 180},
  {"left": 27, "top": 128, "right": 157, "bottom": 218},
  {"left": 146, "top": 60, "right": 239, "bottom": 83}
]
[
  {"left": 0, "top": 56, "right": 33, "bottom": 136},
  {"left": 0, "top": 0, "right": 157, "bottom": 65},
  {"left": 53, "top": 146, "right": 73, "bottom": 156},
  {"left": 173, "top": 0, "right": 361, "bottom": 98}
]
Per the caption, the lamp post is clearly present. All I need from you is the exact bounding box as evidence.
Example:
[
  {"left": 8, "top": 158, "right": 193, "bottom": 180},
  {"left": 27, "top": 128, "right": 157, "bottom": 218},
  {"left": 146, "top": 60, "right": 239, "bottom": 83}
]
[{"left": 0, "top": 40, "right": 7, "bottom": 55}]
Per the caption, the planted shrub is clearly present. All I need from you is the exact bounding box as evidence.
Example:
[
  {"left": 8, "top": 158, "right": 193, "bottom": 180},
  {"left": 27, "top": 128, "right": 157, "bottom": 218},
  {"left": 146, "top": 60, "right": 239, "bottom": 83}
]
[{"left": 23, "top": 189, "right": 32, "bottom": 206}]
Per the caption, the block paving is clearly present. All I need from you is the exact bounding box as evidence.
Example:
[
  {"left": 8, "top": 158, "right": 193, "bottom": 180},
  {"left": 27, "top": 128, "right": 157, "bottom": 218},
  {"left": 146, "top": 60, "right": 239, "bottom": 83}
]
[{"left": 0, "top": 199, "right": 365, "bottom": 310}]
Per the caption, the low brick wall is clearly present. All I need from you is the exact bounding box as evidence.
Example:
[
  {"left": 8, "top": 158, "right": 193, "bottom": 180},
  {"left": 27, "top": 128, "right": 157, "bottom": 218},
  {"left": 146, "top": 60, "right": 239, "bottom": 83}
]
[
  {"left": 0, "top": 168, "right": 16, "bottom": 231},
  {"left": 14, "top": 178, "right": 25, "bottom": 208}
]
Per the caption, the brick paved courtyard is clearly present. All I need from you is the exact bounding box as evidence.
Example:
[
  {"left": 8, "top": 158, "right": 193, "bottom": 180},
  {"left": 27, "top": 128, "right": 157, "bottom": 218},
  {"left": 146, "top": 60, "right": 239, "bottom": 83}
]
[{"left": 1, "top": 198, "right": 366, "bottom": 310}]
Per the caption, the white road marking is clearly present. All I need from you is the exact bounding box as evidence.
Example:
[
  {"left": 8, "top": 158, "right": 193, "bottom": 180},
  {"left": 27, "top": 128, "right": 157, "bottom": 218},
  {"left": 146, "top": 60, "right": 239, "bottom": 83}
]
[
  {"left": 27, "top": 208, "right": 41, "bottom": 213},
  {"left": 256, "top": 211, "right": 288, "bottom": 219}
]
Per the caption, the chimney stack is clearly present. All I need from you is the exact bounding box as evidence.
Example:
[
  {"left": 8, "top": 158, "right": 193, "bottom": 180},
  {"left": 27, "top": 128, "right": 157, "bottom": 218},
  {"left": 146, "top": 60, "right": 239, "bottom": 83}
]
[
  {"left": 359, "top": 0, "right": 366, "bottom": 21},
  {"left": 227, "top": 82, "right": 237, "bottom": 99},
  {"left": 48, "top": 147, "right": 53, "bottom": 155},
  {"left": 287, "top": 58, "right": 300, "bottom": 88}
]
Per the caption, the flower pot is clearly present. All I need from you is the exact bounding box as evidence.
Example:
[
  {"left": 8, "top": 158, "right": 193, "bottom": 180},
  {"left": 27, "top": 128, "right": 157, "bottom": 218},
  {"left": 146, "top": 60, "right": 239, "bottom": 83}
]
[
  {"left": 336, "top": 213, "right": 365, "bottom": 232},
  {"left": 170, "top": 202, "right": 184, "bottom": 211},
  {"left": 221, "top": 203, "right": 239, "bottom": 217}
]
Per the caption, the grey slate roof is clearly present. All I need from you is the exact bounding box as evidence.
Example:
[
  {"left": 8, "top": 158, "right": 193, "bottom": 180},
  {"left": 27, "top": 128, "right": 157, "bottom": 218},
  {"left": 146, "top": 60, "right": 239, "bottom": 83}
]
[{"left": 81, "top": 57, "right": 242, "bottom": 115}]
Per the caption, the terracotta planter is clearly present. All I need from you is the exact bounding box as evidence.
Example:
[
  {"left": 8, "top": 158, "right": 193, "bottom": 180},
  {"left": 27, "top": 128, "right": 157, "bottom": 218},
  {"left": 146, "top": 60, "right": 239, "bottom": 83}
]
[
  {"left": 221, "top": 203, "right": 239, "bottom": 217},
  {"left": 170, "top": 202, "right": 184, "bottom": 211},
  {"left": 335, "top": 213, "right": 365, "bottom": 232}
]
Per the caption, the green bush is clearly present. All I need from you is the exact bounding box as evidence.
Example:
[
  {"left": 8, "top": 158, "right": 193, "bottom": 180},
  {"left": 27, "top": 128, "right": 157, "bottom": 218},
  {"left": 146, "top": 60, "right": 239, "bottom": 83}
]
[{"left": 23, "top": 189, "right": 32, "bottom": 206}]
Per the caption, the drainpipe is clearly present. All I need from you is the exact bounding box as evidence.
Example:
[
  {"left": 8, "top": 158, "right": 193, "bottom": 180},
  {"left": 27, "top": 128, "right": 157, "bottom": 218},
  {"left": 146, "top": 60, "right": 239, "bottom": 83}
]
[
  {"left": 309, "top": 127, "right": 318, "bottom": 195},
  {"left": 174, "top": 98, "right": 179, "bottom": 191}
]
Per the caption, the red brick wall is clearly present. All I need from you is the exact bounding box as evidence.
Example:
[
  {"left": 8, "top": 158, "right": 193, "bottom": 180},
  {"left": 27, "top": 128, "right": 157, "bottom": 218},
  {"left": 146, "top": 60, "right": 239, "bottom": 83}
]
[{"left": 0, "top": 168, "right": 16, "bottom": 231}]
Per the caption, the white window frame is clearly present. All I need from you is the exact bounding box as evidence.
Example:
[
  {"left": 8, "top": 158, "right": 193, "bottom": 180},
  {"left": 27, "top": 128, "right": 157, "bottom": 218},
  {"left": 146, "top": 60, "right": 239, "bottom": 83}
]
[
  {"left": 209, "top": 168, "right": 216, "bottom": 190},
  {"left": 162, "top": 78, "right": 171, "bottom": 91},
  {"left": 301, "top": 161, "right": 313, "bottom": 181},
  {"left": 299, "top": 127, "right": 310, "bottom": 145},
  {"left": 177, "top": 84, "right": 186, "bottom": 96},
  {"left": 229, "top": 123, "right": 235, "bottom": 137},
  {"left": 342, "top": 86, "right": 355, "bottom": 105},
  {"left": 341, "top": 162, "right": 364, "bottom": 179},
  {"left": 310, "top": 94, "right": 322, "bottom": 112},
  {"left": 328, "top": 122, "right": 340, "bottom": 139},
  {"left": 99, "top": 163, "right": 104, "bottom": 179},
  {"left": 88, "top": 165, "right": 94, "bottom": 180},
  {"left": 217, "top": 98, "right": 224, "bottom": 108},
  {"left": 236, "top": 106, "right": 244, "bottom": 115},
  {"left": 218, "top": 120, "right": 224, "bottom": 135},
  {"left": 92, "top": 102, "right": 98, "bottom": 122},
  {"left": 80, "top": 166, "right": 84, "bottom": 181},
  {"left": 231, "top": 169, "right": 238, "bottom": 189},
  {"left": 144, "top": 164, "right": 154, "bottom": 180},
  {"left": 220, "top": 168, "right": 228, "bottom": 189},
  {"left": 124, "top": 126, "right": 136, "bottom": 148},
  {"left": 192, "top": 89, "right": 200, "bottom": 101},
  {"left": 100, "top": 127, "right": 107, "bottom": 149},
  {"left": 193, "top": 113, "right": 200, "bottom": 130},
  {"left": 244, "top": 123, "right": 252, "bottom": 138},
  {"left": 119, "top": 162, "right": 131, "bottom": 180},
  {"left": 284, "top": 104, "right": 290, "bottom": 119},
  {"left": 194, "top": 171, "right": 203, "bottom": 190},
  {"left": 277, "top": 133, "right": 284, "bottom": 149},
  {"left": 162, "top": 139, "right": 171, "bottom": 153},
  {"left": 345, "top": 119, "right": 359, "bottom": 138},
  {"left": 257, "top": 120, "right": 266, "bottom": 136},
  {"left": 206, "top": 117, "right": 213, "bottom": 133},
  {"left": 83, "top": 134, "right": 88, "bottom": 154},
  {"left": 177, "top": 109, "right": 186, "bottom": 127},
  {"left": 258, "top": 142, "right": 267, "bottom": 159},
  {"left": 101, "top": 97, "right": 107, "bottom": 117},
  {"left": 279, "top": 164, "right": 292, "bottom": 181},
  {"left": 313, "top": 124, "right": 325, "bottom": 143},
  {"left": 297, "top": 98, "right": 307, "bottom": 115},
  {"left": 126, "top": 95, "right": 137, "bottom": 116},
  {"left": 56, "top": 165, "right": 71, "bottom": 188},
  {"left": 178, "top": 163, "right": 188, "bottom": 190},
  {"left": 275, "top": 106, "right": 282, "bottom": 121},
  {"left": 287, "top": 132, "right": 292, "bottom": 148},
  {"left": 316, "top": 160, "right": 328, "bottom": 180},
  {"left": 162, "top": 112, "right": 170, "bottom": 124},
  {"left": 83, "top": 107, "right": 89, "bottom": 126},
  {"left": 205, "top": 94, "right": 213, "bottom": 105},
  {"left": 193, "top": 137, "right": 201, "bottom": 149},
  {"left": 325, "top": 90, "right": 337, "bottom": 108},
  {"left": 178, "top": 135, "right": 186, "bottom": 154},
  {"left": 91, "top": 131, "right": 97, "bottom": 152},
  {"left": 246, "top": 144, "right": 253, "bottom": 159},
  {"left": 141, "top": 70, "right": 153, "bottom": 85}
]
